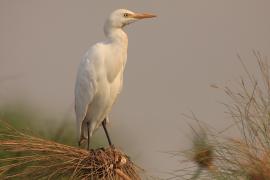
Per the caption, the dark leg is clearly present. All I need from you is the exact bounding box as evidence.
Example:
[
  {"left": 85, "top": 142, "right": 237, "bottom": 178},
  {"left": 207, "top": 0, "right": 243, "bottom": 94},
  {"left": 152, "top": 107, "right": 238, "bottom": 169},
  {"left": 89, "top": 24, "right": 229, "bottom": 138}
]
[
  {"left": 102, "top": 119, "right": 112, "bottom": 146},
  {"left": 87, "top": 122, "right": 90, "bottom": 150}
]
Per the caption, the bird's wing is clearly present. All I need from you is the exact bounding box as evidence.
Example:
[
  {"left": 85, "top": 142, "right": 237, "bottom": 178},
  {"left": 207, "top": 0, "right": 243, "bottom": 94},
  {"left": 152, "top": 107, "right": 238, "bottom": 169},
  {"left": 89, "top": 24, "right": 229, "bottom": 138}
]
[{"left": 74, "top": 48, "right": 98, "bottom": 139}]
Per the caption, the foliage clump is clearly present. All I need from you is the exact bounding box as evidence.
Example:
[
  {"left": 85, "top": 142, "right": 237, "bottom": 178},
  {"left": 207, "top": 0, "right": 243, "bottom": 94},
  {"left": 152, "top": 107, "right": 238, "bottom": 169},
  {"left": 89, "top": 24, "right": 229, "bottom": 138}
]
[{"left": 0, "top": 121, "right": 141, "bottom": 180}]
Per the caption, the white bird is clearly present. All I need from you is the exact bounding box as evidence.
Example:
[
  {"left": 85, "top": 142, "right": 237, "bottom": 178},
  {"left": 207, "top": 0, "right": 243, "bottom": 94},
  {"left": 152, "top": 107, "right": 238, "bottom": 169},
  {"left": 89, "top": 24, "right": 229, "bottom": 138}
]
[{"left": 75, "top": 9, "right": 156, "bottom": 149}]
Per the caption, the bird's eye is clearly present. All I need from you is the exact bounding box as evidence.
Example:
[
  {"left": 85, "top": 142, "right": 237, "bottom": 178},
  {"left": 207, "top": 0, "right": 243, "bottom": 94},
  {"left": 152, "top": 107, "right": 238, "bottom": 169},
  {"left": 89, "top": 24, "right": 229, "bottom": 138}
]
[{"left": 123, "top": 13, "right": 129, "bottom": 17}]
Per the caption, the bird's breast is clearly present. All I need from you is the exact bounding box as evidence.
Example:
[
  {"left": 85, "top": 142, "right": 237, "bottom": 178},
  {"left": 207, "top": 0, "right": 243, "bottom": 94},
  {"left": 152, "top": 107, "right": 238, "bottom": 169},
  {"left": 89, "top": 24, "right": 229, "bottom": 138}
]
[{"left": 104, "top": 45, "right": 127, "bottom": 83}]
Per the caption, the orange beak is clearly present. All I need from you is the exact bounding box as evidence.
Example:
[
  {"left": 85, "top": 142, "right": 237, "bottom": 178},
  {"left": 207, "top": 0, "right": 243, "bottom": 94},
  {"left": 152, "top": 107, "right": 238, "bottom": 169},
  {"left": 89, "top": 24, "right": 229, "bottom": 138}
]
[{"left": 131, "top": 13, "right": 157, "bottom": 19}]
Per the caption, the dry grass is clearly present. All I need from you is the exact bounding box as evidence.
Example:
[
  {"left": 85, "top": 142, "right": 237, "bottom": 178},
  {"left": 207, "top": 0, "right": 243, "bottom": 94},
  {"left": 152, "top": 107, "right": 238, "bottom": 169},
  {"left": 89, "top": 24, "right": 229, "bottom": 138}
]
[
  {"left": 0, "top": 121, "right": 141, "bottom": 180},
  {"left": 217, "top": 51, "right": 270, "bottom": 179},
  {"left": 176, "top": 51, "right": 270, "bottom": 179}
]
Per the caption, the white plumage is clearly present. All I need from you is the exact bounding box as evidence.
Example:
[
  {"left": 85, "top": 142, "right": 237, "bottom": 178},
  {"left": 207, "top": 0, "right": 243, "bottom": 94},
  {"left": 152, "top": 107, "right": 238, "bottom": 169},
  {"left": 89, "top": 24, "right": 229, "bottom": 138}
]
[{"left": 75, "top": 9, "right": 156, "bottom": 148}]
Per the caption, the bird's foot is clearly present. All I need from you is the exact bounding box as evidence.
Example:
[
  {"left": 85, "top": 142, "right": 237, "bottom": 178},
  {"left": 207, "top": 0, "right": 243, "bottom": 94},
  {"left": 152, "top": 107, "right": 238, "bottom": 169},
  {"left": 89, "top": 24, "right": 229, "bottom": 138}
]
[{"left": 89, "top": 148, "right": 95, "bottom": 153}]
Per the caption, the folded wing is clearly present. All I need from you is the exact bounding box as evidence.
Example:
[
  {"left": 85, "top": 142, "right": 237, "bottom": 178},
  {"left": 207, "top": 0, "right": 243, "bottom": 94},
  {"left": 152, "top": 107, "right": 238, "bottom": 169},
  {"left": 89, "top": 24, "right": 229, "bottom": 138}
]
[{"left": 75, "top": 50, "right": 97, "bottom": 140}]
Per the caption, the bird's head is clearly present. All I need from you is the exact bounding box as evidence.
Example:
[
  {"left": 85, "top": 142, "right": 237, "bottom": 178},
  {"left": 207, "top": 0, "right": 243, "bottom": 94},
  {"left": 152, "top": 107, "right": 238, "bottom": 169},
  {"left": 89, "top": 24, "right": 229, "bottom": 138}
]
[{"left": 105, "top": 9, "right": 156, "bottom": 29}]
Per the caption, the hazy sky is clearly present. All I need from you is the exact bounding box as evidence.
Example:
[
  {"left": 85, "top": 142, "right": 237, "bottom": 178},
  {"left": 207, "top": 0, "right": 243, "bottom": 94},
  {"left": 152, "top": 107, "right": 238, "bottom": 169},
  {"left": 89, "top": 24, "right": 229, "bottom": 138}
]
[{"left": 1, "top": 0, "right": 270, "bottom": 177}]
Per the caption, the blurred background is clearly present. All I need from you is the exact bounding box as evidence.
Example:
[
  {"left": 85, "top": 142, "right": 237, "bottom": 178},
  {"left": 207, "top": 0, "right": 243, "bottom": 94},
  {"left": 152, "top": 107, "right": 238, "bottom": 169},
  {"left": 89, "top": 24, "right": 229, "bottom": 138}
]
[{"left": 0, "top": 0, "right": 270, "bottom": 178}]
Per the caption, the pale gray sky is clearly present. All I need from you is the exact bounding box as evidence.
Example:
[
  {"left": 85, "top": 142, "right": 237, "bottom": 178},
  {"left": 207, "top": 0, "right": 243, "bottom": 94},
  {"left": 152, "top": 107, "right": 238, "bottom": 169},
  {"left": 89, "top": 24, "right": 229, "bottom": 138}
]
[{"left": 1, "top": 0, "right": 270, "bottom": 178}]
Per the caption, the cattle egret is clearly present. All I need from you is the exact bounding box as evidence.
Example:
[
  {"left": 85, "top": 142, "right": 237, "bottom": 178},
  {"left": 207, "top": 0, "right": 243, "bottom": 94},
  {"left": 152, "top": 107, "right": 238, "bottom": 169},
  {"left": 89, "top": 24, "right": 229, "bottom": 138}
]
[{"left": 75, "top": 9, "right": 156, "bottom": 150}]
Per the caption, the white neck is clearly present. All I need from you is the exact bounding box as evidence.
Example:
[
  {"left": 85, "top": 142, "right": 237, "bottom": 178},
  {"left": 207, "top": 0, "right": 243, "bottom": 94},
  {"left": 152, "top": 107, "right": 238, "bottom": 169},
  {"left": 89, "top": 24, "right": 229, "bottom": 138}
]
[
  {"left": 104, "top": 23, "right": 128, "bottom": 47},
  {"left": 103, "top": 24, "right": 128, "bottom": 82}
]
